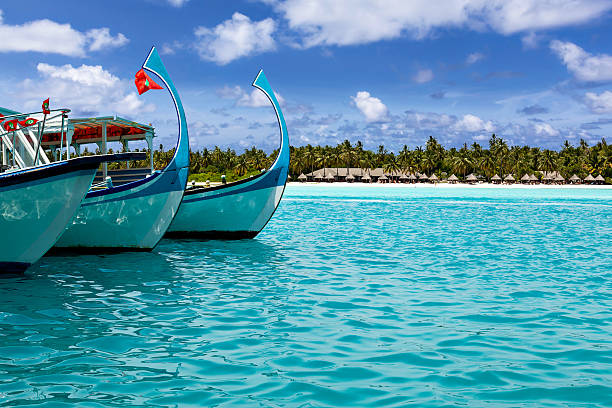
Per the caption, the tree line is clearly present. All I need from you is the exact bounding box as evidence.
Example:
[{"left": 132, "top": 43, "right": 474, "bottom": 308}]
[{"left": 96, "top": 134, "right": 612, "bottom": 183}]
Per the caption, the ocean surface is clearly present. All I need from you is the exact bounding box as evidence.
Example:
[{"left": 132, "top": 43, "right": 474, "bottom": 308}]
[{"left": 1, "top": 185, "right": 611, "bottom": 407}]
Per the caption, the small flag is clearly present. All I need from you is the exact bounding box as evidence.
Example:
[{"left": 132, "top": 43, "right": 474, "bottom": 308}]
[
  {"left": 135, "top": 69, "right": 163, "bottom": 95},
  {"left": 3, "top": 120, "right": 19, "bottom": 132},
  {"left": 42, "top": 98, "right": 50, "bottom": 114},
  {"left": 18, "top": 118, "right": 38, "bottom": 127}
]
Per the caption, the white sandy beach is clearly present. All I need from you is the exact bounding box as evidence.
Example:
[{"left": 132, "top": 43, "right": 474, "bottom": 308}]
[{"left": 286, "top": 182, "right": 612, "bottom": 189}]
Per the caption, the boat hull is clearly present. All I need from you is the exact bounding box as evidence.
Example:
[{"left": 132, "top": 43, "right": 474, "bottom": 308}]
[
  {"left": 54, "top": 167, "right": 187, "bottom": 251},
  {"left": 166, "top": 169, "right": 286, "bottom": 239},
  {"left": 0, "top": 156, "right": 123, "bottom": 272}
]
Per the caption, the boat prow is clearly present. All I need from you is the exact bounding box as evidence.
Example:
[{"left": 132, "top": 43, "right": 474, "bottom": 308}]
[
  {"left": 166, "top": 70, "right": 289, "bottom": 239},
  {"left": 53, "top": 47, "right": 189, "bottom": 252}
]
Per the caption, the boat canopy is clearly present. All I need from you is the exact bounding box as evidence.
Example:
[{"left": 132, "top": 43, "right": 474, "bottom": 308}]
[{"left": 41, "top": 116, "right": 155, "bottom": 148}]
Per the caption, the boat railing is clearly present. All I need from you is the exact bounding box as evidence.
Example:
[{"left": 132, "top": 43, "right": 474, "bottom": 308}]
[{"left": 0, "top": 109, "right": 71, "bottom": 172}]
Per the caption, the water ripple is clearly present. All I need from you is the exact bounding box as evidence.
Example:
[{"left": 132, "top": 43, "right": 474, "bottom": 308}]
[{"left": 0, "top": 185, "right": 610, "bottom": 407}]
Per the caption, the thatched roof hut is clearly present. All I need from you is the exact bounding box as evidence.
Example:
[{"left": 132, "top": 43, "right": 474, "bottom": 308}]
[
  {"left": 298, "top": 173, "right": 307, "bottom": 181},
  {"left": 504, "top": 174, "right": 515, "bottom": 182},
  {"left": 448, "top": 174, "right": 459, "bottom": 183},
  {"left": 584, "top": 174, "right": 595, "bottom": 182},
  {"left": 520, "top": 174, "right": 531, "bottom": 182},
  {"left": 555, "top": 174, "right": 565, "bottom": 182},
  {"left": 409, "top": 173, "right": 417, "bottom": 181},
  {"left": 362, "top": 174, "right": 371, "bottom": 182},
  {"left": 326, "top": 173, "right": 335, "bottom": 181},
  {"left": 378, "top": 174, "right": 388, "bottom": 181},
  {"left": 466, "top": 173, "right": 478, "bottom": 182},
  {"left": 399, "top": 174, "right": 409, "bottom": 181},
  {"left": 569, "top": 174, "right": 580, "bottom": 183},
  {"left": 595, "top": 174, "right": 605, "bottom": 183},
  {"left": 491, "top": 174, "right": 501, "bottom": 182},
  {"left": 429, "top": 174, "right": 439, "bottom": 181},
  {"left": 346, "top": 173, "right": 355, "bottom": 181},
  {"left": 314, "top": 174, "right": 324, "bottom": 180},
  {"left": 530, "top": 174, "right": 539, "bottom": 182},
  {"left": 419, "top": 173, "right": 429, "bottom": 181}
]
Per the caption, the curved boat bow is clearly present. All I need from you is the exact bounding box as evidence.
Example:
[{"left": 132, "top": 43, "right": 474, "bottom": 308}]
[
  {"left": 53, "top": 47, "right": 189, "bottom": 251},
  {"left": 166, "top": 70, "right": 289, "bottom": 239}
]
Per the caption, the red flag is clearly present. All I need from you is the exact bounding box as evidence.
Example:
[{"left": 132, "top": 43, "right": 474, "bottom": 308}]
[
  {"left": 3, "top": 119, "right": 19, "bottom": 132},
  {"left": 42, "top": 98, "right": 50, "bottom": 114},
  {"left": 18, "top": 118, "right": 38, "bottom": 127},
  {"left": 135, "top": 69, "right": 163, "bottom": 95}
]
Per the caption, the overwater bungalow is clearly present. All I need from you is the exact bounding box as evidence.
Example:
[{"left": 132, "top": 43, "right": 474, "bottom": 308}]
[{"left": 448, "top": 174, "right": 459, "bottom": 184}]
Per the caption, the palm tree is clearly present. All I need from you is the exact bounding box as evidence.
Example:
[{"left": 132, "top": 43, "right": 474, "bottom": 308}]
[
  {"left": 330, "top": 148, "right": 343, "bottom": 177},
  {"left": 383, "top": 156, "right": 400, "bottom": 176},
  {"left": 234, "top": 156, "right": 249, "bottom": 176},
  {"left": 316, "top": 150, "right": 330, "bottom": 177}
]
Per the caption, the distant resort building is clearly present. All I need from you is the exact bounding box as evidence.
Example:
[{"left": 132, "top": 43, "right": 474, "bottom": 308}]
[{"left": 297, "top": 167, "right": 607, "bottom": 185}]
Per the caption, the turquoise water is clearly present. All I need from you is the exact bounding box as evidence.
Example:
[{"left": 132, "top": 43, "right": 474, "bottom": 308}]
[{"left": 1, "top": 185, "right": 611, "bottom": 407}]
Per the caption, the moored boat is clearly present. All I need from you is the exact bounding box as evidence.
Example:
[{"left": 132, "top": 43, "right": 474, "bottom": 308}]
[
  {"left": 165, "top": 70, "right": 289, "bottom": 239},
  {"left": 53, "top": 47, "right": 189, "bottom": 251},
  {"left": 0, "top": 154, "right": 139, "bottom": 273}
]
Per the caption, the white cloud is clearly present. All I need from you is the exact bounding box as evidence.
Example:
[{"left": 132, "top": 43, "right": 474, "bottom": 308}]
[
  {"left": 584, "top": 91, "right": 612, "bottom": 113},
  {"left": 534, "top": 122, "right": 559, "bottom": 136},
  {"left": 86, "top": 28, "right": 128, "bottom": 52},
  {"left": 550, "top": 40, "right": 612, "bottom": 82},
  {"left": 351, "top": 91, "right": 388, "bottom": 122},
  {"left": 466, "top": 52, "right": 484, "bottom": 65},
  {"left": 195, "top": 12, "right": 276, "bottom": 65},
  {"left": 0, "top": 10, "right": 128, "bottom": 56},
  {"left": 273, "top": 0, "right": 612, "bottom": 47},
  {"left": 167, "top": 0, "right": 189, "bottom": 6},
  {"left": 413, "top": 69, "right": 434, "bottom": 83},
  {"left": 216, "top": 84, "right": 284, "bottom": 107},
  {"left": 454, "top": 114, "right": 494, "bottom": 132},
  {"left": 521, "top": 31, "right": 542, "bottom": 49},
  {"left": 15, "top": 63, "right": 153, "bottom": 116}
]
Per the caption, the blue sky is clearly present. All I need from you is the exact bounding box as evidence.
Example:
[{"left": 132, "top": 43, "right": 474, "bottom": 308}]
[{"left": 1, "top": 0, "right": 612, "bottom": 153}]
